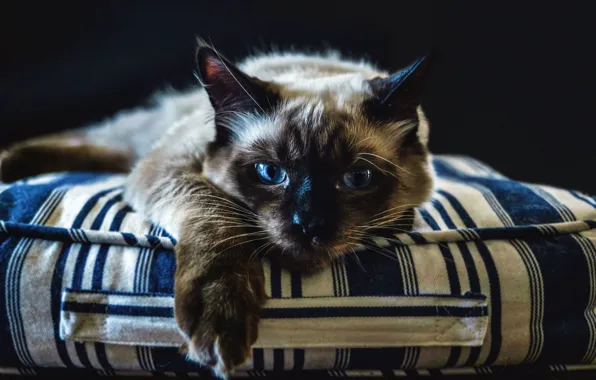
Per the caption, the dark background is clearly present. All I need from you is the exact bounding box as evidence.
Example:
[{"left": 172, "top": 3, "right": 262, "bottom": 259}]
[{"left": 1, "top": 1, "right": 595, "bottom": 194}]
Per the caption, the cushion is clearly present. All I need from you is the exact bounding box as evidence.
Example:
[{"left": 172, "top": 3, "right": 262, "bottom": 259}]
[{"left": 0, "top": 154, "right": 595, "bottom": 377}]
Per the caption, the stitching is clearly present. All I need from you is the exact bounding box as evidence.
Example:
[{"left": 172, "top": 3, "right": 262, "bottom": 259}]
[{"left": 434, "top": 306, "right": 489, "bottom": 343}]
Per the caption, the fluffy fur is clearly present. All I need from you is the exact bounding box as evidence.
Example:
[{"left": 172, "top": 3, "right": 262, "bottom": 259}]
[{"left": 0, "top": 40, "right": 434, "bottom": 378}]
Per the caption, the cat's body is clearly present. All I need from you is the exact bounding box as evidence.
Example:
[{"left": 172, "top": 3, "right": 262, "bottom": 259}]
[{"left": 0, "top": 41, "right": 434, "bottom": 378}]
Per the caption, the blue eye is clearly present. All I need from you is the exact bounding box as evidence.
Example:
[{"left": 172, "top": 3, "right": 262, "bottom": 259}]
[
  {"left": 342, "top": 169, "right": 373, "bottom": 190},
  {"left": 254, "top": 162, "right": 287, "bottom": 185}
]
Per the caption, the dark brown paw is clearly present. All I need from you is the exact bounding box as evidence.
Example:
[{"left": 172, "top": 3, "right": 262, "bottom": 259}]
[{"left": 175, "top": 266, "right": 265, "bottom": 379}]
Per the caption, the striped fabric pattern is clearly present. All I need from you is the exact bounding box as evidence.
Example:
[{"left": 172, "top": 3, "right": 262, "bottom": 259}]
[{"left": 0, "top": 154, "right": 595, "bottom": 377}]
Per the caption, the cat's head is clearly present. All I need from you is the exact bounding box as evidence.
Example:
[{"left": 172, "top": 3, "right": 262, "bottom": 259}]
[{"left": 196, "top": 42, "right": 435, "bottom": 271}]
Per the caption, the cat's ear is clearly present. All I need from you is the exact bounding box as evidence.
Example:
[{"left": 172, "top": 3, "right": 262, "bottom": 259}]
[
  {"left": 195, "top": 41, "right": 280, "bottom": 114},
  {"left": 363, "top": 54, "right": 433, "bottom": 123}
]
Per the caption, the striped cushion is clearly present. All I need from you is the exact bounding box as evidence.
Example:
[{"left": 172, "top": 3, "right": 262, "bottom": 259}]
[{"left": 0, "top": 154, "right": 595, "bottom": 377}]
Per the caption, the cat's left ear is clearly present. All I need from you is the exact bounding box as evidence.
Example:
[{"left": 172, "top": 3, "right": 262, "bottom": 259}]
[
  {"left": 195, "top": 40, "right": 280, "bottom": 114},
  {"left": 363, "top": 54, "right": 433, "bottom": 123}
]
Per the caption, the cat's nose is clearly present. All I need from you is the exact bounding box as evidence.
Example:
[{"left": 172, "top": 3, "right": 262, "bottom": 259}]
[{"left": 291, "top": 213, "right": 324, "bottom": 246}]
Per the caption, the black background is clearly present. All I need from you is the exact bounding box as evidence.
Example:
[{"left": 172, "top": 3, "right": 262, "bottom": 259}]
[{"left": 1, "top": 1, "right": 595, "bottom": 193}]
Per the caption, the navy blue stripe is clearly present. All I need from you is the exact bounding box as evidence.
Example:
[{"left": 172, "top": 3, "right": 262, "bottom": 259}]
[
  {"left": 529, "top": 234, "right": 591, "bottom": 365},
  {"left": 136, "top": 347, "right": 147, "bottom": 370},
  {"left": 477, "top": 182, "right": 564, "bottom": 225},
  {"left": 0, "top": 236, "right": 26, "bottom": 367},
  {"left": 408, "top": 232, "right": 428, "bottom": 244},
  {"left": 457, "top": 242, "right": 481, "bottom": 294},
  {"left": 50, "top": 241, "right": 77, "bottom": 368},
  {"left": 262, "top": 305, "right": 487, "bottom": 319},
  {"left": 62, "top": 301, "right": 487, "bottom": 319},
  {"left": 7, "top": 237, "right": 39, "bottom": 367},
  {"left": 420, "top": 205, "right": 461, "bottom": 295},
  {"left": 293, "top": 349, "right": 305, "bottom": 370},
  {"left": 432, "top": 199, "right": 457, "bottom": 229},
  {"left": 146, "top": 227, "right": 167, "bottom": 293},
  {"left": 92, "top": 206, "right": 129, "bottom": 289},
  {"left": 290, "top": 270, "right": 302, "bottom": 298},
  {"left": 94, "top": 342, "right": 113, "bottom": 373},
  {"left": 437, "top": 190, "right": 478, "bottom": 228},
  {"left": 64, "top": 288, "right": 174, "bottom": 297},
  {"left": 438, "top": 244, "right": 461, "bottom": 295},
  {"left": 62, "top": 301, "right": 173, "bottom": 317},
  {"left": 134, "top": 225, "right": 156, "bottom": 293},
  {"left": 570, "top": 191, "right": 596, "bottom": 208},
  {"left": 336, "top": 261, "right": 347, "bottom": 296},
  {"left": 445, "top": 347, "right": 461, "bottom": 367},
  {"left": 121, "top": 233, "right": 138, "bottom": 246},
  {"left": 418, "top": 209, "right": 441, "bottom": 231},
  {"left": 510, "top": 239, "right": 541, "bottom": 363},
  {"left": 273, "top": 348, "right": 284, "bottom": 372},
  {"left": 458, "top": 246, "right": 481, "bottom": 380},
  {"left": 72, "top": 188, "right": 120, "bottom": 228},
  {"left": 331, "top": 259, "right": 340, "bottom": 296},
  {"left": 90, "top": 194, "right": 123, "bottom": 230},
  {"left": 344, "top": 243, "right": 406, "bottom": 296},
  {"left": 402, "top": 246, "right": 419, "bottom": 294},
  {"left": 146, "top": 234, "right": 162, "bottom": 247},
  {"left": 270, "top": 261, "right": 282, "bottom": 298},
  {"left": 75, "top": 342, "right": 93, "bottom": 369},
  {"left": 474, "top": 240, "right": 502, "bottom": 366},
  {"left": 349, "top": 348, "right": 405, "bottom": 370},
  {"left": 252, "top": 348, "right": 265, "bottom": 371},
  {"left": 333, "top": 348, "right": 341, "bottom": 369}
]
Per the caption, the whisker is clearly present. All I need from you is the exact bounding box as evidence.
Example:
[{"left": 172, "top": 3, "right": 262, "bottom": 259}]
[
  {"left": 364, "top": 213, "right": 417, "bottom": 226},
  {"left": 357, "top": 217, "right": 417, "bottom": 231},
  {"left": 347, "top": 241, "right": 400, "bottom": 263},
  {"left": 347, "top": 248, "right": 366, "bottom": 272},
  {"left": 354, "top": 157, "right": 398, "bottom": 179},
  {"left": 261, "top": 244, "right": 278, "bottom": 261},
  {"left": 369, "top": 203, "right": 420, "bottom": 219},
  {"left": 216, "top": 235, "right": 271, "bottom": 255},
  {"left": 210, "top": 231, "right": 269, "bottom": 250},
  {"left": 196, "top": 194, "right": 257, "bottom": 216},
  {"left": 358, "top": 152, "right": 413, "bottom": 175}
]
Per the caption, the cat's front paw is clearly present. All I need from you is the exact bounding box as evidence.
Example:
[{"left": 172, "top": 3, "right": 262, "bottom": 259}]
[{"left": 175, "top": 265, "right": 265, "bottom": 379}]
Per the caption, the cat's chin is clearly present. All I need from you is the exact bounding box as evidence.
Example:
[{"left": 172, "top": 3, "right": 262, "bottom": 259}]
[{"left": 266, "top": 247, "right": 334, "bottom": 274}]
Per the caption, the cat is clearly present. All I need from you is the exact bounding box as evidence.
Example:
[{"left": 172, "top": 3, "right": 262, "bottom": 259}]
[{"left": 0, "top": 39, "right": 435, "bottom": 378}]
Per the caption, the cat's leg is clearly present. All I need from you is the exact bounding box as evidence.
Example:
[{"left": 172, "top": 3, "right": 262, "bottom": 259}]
[
  {"left": 0, "top": 133, "right": 134, "bottom": 182},
  {"left": 124, "top": 148, "right": 267, "bottom": 379}
]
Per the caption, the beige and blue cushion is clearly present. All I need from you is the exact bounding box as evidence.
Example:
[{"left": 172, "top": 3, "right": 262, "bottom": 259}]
[{"left": 0, "top": 155, "right": 595, "bottom": 377}]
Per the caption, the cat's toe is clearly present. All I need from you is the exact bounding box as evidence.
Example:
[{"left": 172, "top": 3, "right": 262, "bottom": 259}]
[{"left": 184, "top": 331, "right": 253, "bottom": 379}]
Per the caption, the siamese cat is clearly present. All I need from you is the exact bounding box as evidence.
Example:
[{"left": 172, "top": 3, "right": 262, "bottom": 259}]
[{"left": 0, "top": 40, "right": 434, "bottom": 378}]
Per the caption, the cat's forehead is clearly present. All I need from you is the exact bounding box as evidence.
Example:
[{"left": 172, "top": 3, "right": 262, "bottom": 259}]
[{"left": 235, "top": 98, "right": 396, "bottom": 163}]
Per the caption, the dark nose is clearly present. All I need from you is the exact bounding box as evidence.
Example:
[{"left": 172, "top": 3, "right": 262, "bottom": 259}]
[{"left": 292, "top": 213, "right": 324, "bottom": 246}]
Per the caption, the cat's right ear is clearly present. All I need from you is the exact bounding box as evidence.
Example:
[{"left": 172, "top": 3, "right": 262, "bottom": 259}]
[{"left": 195, "top": 40, "right": 280, "bottom": 115}]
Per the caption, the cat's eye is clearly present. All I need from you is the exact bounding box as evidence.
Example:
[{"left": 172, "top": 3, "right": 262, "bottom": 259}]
[
  {"left": 341, "top": 169, "right": 373, "bottom": 190},
  {"left": 254, "top": 162, "right": 287, "bottom": 185}
]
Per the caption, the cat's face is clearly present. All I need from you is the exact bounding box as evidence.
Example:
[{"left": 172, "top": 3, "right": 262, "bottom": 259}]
[{"left": 197, "top": 43, "right": 434, "bottom": 270}]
